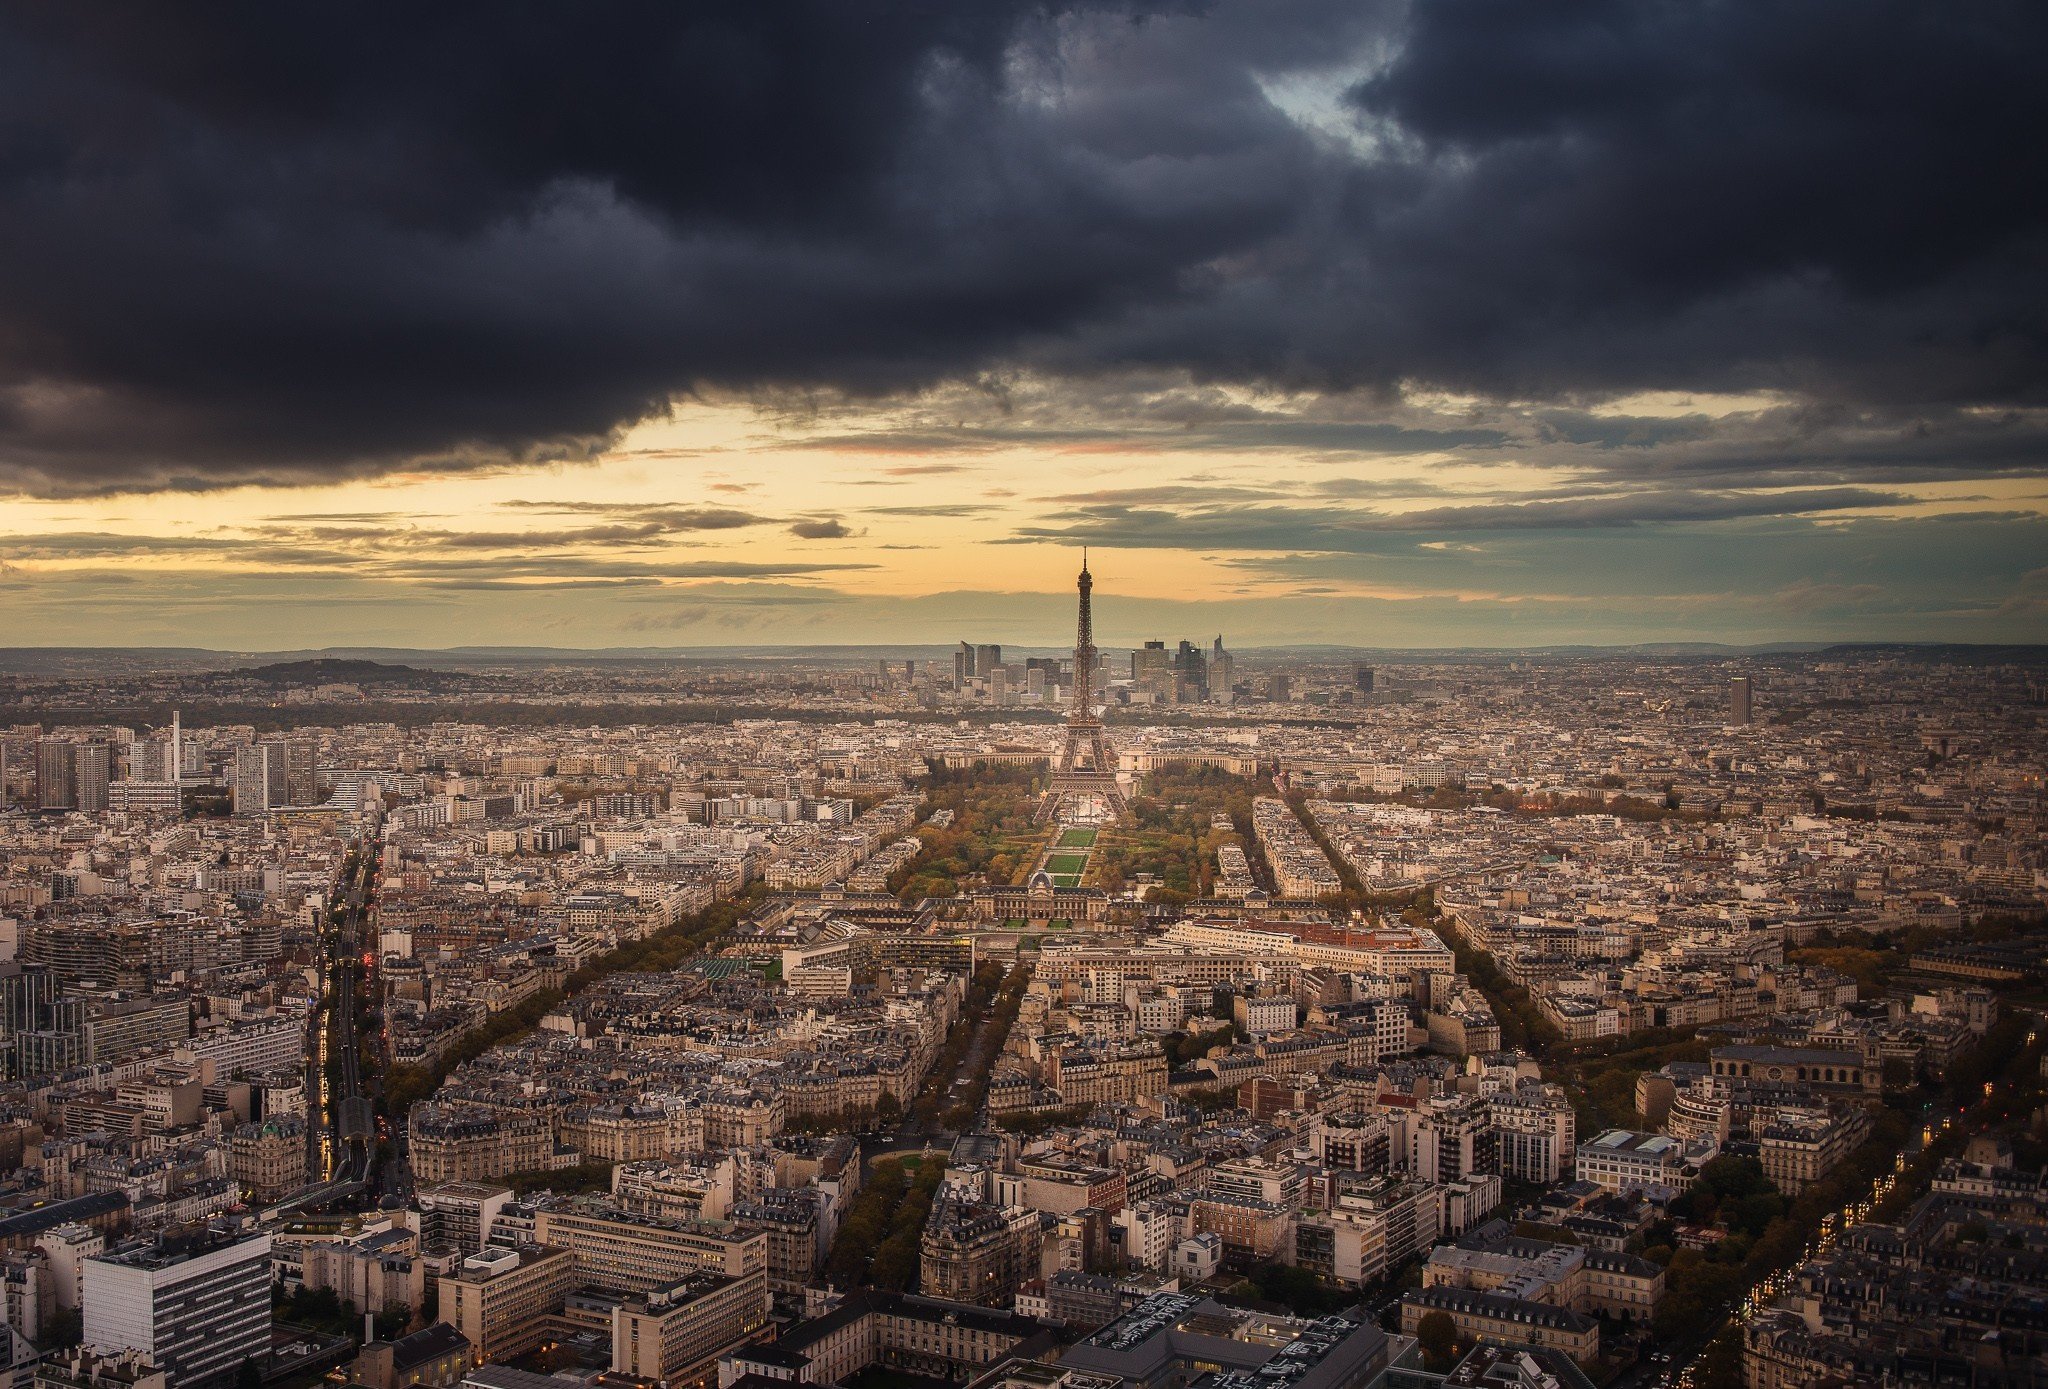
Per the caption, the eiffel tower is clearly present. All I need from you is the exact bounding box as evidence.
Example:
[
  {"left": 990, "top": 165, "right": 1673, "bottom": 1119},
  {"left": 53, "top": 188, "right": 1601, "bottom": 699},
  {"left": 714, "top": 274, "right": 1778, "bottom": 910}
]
[{"left": 1038, "top": 550, "right": 1129, "bottom": 824}]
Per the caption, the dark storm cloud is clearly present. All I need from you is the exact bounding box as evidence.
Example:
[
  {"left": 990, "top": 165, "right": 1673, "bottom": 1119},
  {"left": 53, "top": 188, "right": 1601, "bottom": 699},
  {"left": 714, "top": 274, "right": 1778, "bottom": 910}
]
[
  {"left": 0, "top": 0, "right": 2040, "bottom": 495},
  {"left": 858, "top": 504, "right": 1000, "bottom": 518},
  {"left": 788, "top": 518, "right": 855, "bottom": 539},
  {"left": 1010, "top": 487, "right": 1910, "bottom": 550},
  {"left": 1075, "top": 0, "right": 2048, "bottom": 405},
  {"left": 494, "top": 503, "right": 768, "bottom": 529},
  {"left": 0, "top": 524, "right": 876, "bottom": 587},
  {"left": 376, "top": 556, "right": 875, "bottom": 582}
]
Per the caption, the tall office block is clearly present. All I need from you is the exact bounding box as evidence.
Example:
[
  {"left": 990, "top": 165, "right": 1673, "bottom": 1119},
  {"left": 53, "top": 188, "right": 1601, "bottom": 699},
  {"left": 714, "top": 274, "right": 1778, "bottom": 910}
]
[
  {"left": 231, "top": 744, "right": 287, "bottom": 815},
  {"left": 1730, "top": 676, "right": 1754, "bottom": 725},
  {"left": 36, "top": 741, "right": 76, "bottom": 811},
  {"left": 283, "top": 740, "right": 318, "bottom": 806},
  {"left": 1211, "top": 637, "right": 1235, "bottom": 705},
  {"left": 73, "top": 744, "right": 110, "bottom": 815},
  {"left": 83, "top": 1229, "right": 272, "bottom": 1389}
]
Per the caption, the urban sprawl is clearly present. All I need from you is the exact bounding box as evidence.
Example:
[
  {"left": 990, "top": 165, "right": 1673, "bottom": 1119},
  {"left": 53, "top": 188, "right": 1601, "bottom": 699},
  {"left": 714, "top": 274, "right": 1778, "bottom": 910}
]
[{"left": 1, "top": 575, "right": 2045, "bottom": 1389}]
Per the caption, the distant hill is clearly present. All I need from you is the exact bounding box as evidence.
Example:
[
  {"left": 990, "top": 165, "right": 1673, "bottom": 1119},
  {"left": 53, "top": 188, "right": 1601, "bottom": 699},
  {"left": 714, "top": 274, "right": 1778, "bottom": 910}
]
[
  {"left": 240, "top": 658, "right": 431, "bottom": 685},
  {"left": 1817, "top": 643, "right": 2048, "bottom": 666}
]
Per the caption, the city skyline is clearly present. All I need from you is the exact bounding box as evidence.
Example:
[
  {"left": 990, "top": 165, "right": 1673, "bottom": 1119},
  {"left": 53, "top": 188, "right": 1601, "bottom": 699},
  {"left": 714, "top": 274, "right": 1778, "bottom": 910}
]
[
  {"left": 3, "top": 8, "right": 2045, "bottom": 1382},
  {"left": 0, "top": 6, "right": 2043, "bottom": 649}
]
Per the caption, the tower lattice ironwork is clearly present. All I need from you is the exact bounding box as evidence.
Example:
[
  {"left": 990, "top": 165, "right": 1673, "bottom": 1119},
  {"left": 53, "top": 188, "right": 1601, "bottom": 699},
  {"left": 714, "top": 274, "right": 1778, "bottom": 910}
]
[{"left": 1037, "top": 551, "right": 1128, "bottom": 823}]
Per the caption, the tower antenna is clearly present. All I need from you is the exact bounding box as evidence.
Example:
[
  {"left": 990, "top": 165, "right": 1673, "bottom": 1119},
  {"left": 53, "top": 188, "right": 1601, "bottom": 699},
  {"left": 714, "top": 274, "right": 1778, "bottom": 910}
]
[{"left": 1037, "top": 548, "right": 1127, "bottom": 825}]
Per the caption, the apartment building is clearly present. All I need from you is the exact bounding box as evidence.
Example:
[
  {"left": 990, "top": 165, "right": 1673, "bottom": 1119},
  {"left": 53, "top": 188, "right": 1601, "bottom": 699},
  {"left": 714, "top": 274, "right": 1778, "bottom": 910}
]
[
  {"left": 438, "top": 1245, "right": 576, "bottom": 1363},
  {"left": 407, "top": 1107, "right": 551, "bottom": 1184},
  {"left": 531, "top": 1200, "right": 766, "bottom": 1296},
  {"left": 1574, "top": 1130, "right": 1714, "bottom": 1198},
  {"left": 1757, "top": 1105, "right": 1873, "bottom": 1196},
  {"left": 1400, "top": 1287, "right": 1599, "bottom": 1366},
  {"left": 611, "top": 1271, "right": 770, "bottom": 1388}
]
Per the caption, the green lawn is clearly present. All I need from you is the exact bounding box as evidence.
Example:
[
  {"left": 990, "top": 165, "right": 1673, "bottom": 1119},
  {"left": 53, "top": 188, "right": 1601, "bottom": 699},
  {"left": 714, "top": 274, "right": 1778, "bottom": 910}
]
[
  {"left": 1045, "top": 852, "right": 1089, "bottom": 876},
  {"left": 1051, "top": 874, "right": 1082, "bottom": 887},
  {"left": 1057, "top": 828, "right": 1099, "bottom": 849}
]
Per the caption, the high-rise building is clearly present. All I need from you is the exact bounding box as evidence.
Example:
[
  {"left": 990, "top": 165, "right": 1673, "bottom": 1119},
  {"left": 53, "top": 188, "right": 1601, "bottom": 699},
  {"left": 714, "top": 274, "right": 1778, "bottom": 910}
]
[
  {"left": 955, "top": 641, "right": 974, "bottom": 686},
  {"left": 1210, "top": 636, "right": 1235, "bottom": 705},
  {"left": 1354, "top": 663, "right": 1375, "bottom": 694},
  {"left": 1132, "top": 640, "right": 1170, "bottom": 684},
  {"left": 1730, "top": 676, "right": 1754, "bottom": 724},
  {"left": 284, "top": 740, "right": 318, "bottom": 806},
  {"left": 231, "top": 743, "right": 287, "bottom": 816},
  {"left": 1269, "top": 673, "right": 1291, "bottom": 703},
  {"left": 975, "top": 644, "right": 1003, "bottom": 680},
  {"left": 36, "top": 740, "right": 76, "bottom": 810},
  {"left": 73, "top": 744, "right": 110, "bottom": 815},
  {"left": 83, "top": 1227, "right": 273, "bottom": 1389},
  {"left": 0, "top": 962, "right": 57, "bottom": 1041}
]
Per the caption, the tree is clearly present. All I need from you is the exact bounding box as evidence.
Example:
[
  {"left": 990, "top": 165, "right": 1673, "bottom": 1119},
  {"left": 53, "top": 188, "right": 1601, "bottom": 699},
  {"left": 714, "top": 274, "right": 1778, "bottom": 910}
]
[
  {"left": 39, "top": 1309, "right": 82, "bottom": 1351},
  {"left": 1416, "top": 1311, "right": 1461, "bottom": 1372}
]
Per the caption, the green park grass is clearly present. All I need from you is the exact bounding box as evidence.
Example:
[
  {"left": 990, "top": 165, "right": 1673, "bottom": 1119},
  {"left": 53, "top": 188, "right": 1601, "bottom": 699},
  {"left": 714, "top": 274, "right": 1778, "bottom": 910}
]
[{"left": 1044, "top": 852, "right": 1089, "bottom": 875}]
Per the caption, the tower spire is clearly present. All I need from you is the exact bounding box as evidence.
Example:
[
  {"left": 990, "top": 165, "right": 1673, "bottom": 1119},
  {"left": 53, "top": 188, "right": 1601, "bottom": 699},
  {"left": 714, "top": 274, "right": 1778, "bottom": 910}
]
[
  {"left": 1039, "top": 548, "right": 1126, "bottom": 824},
  {"left": 1072, "top": 550, "right": 1095, "bottom": 720}
]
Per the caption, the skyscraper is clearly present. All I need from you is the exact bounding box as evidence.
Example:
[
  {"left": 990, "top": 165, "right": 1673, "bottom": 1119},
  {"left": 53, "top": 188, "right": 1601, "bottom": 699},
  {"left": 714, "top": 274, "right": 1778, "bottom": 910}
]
[
  {"left": 1730, "top": 676, "right": 1754, "bottom": 724},
  {"left": 232, "top": 743, "right": 288, "bottom": 815},
  {"left": 284, "top": 739, "right": 318, "bottom": 806},
  {"left": 1211, "top": 636, "right": 1235, "bottom": 705},
  {"left": 73, "top": 743, "right": 110, "bottom": 815},
  {"left": 35, "top": 740, "right": 75, "bottom": 811},
  {"left": 1174, "top": 640, "right": 1209, "bottom": 701},
  {"left": 1354, "top": 663, "right": 1375, "bottom": 694}
]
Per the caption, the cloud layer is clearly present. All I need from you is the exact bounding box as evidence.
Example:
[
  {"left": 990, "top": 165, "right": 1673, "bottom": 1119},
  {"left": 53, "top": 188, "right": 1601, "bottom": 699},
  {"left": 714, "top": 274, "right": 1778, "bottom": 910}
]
[{"left": 1, "top": 1, "right": 2041, "bottom": 495}]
